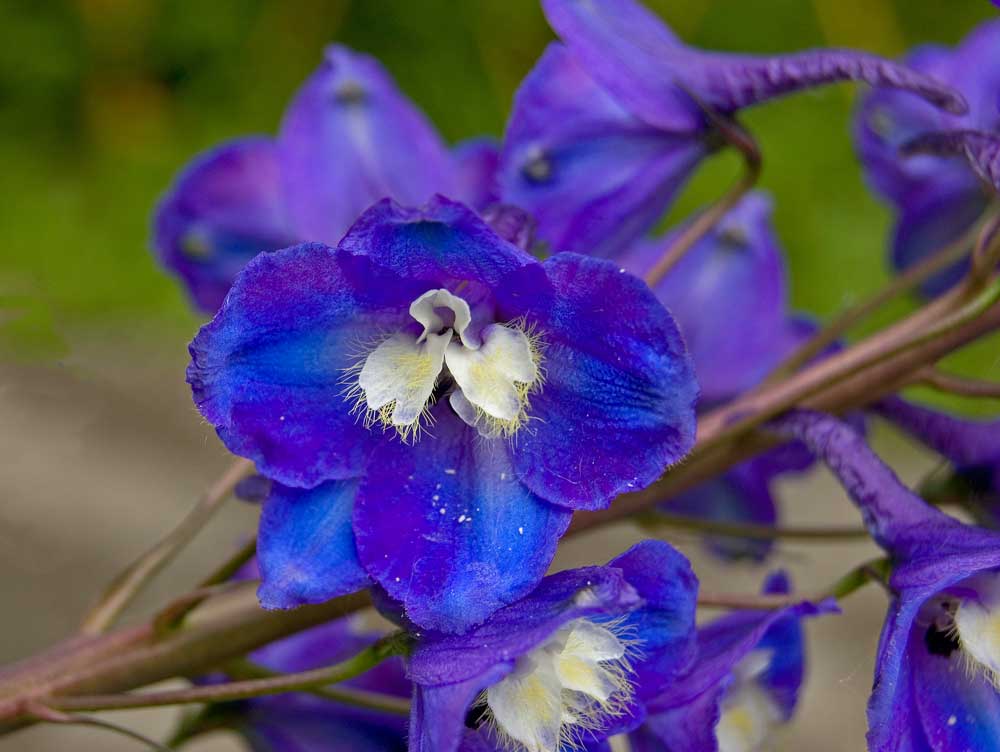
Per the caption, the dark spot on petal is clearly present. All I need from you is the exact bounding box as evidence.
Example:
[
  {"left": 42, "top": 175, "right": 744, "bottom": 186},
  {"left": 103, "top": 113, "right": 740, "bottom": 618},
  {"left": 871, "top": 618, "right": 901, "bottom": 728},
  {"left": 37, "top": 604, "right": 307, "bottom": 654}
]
[
  {"left": 464, "top": 702, "right": 488, "bottom": 729},
  {"left": 925, "top": 623, "right": 960, "bottom": 657},
  {"left": 334, "top": 80, "right": 366, "bottom": 105},
  {"left": 522, "top": 151, "right": 552, "bottom": 183},
  {"left": 180, "top": 230, "right": 213, "bottom": 260}
]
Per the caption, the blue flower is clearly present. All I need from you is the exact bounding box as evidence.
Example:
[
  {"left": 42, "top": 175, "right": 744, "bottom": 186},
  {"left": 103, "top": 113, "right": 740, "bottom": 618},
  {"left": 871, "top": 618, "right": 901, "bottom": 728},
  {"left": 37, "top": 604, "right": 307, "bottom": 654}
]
[
  {"left": 629, "top": 572, "right": 829, "bottom": 752},
  {"left": 188, "top": 196, "right": 698, "bottom": 633},
  {"left": 154, "top": 45, "right": 498, "bottom": 313},
  {"left": 774, "top": 410, "right": 1000, "bottom": 752},
  {"left": 407, "top": 540, "right": 698, "bottom": 752},
  {"left": 855, "top": 20, "right": 1000, "bottom": 295},
  {"left": 500, "top": 0, "right": 967, "bottom": 259}
]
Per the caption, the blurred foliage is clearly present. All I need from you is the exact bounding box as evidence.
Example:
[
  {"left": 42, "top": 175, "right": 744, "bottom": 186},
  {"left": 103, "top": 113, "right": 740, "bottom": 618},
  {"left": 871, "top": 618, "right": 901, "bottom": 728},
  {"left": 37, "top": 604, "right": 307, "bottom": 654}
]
[{"left": 0, "top": 0, "right": 996, "bottom": 389}]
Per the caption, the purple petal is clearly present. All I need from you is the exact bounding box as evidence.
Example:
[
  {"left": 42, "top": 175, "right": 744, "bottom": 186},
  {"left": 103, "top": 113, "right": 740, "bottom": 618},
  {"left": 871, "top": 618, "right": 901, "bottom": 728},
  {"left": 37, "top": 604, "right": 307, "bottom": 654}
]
[
  {"left": 277, "top": 45, "right": 455, "bottom": 245},
  {"left": 152, "top": 137, "right": 295, "bottom": 313},
  {"left": 632, "top": 688, "right": 723, "bottom": 752},
  {"left": 241, "top": 699, "right": 408, "bottom": 752},
  {"left": 639, "top": 192, "right": 793, "bottom": 403},
  {"left": 875, "top": 396, "right": 1000, "bottom": 467},
  {"left": 503, "top": 253, "right": 698, "bottom": 511},
  {"left": 453, "top": 138, "right": 500, "bottom": 211},
  {"left": 543, "top": 0, "right": 966, "bottom": 134},
  {"left": 353, "top": 408, "right": 571, "bottom": 634},
  {"left": 904, "top": 129, "right": 1000, "bottom": 193},
  {"left": 888, "top": 178, "right": 986, "bottom": 296},
  {"left": 188, "top": 243, "right": 424, "bottom": 488},
  {"left": 608, "top": 541, "right": 698, "bottom": 704},
  {"left": 338, "top": 196, "right": 536, "bottom": 290},
  {"left": 257, "top": 479, "right": 369, "bottom": 610},
  {"left": 499, "top": 44, "right": 706, "bottom": 257},
  {"left": 409, "top": 669, "right": 507, "bottom": 752},
  {"left": 409, "top": 563, "right": 641, "bottom": 686}
]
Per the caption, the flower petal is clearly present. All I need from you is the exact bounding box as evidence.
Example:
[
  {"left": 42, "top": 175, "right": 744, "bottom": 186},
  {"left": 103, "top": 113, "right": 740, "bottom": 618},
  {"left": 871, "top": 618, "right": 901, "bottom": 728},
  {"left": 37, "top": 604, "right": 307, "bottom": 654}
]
[
  {"left": 453, "top": 138, "right": 500, "bottom": 211},
  {"left": 153, "top": 137, "right": 295, "bottom": 313},
  {"left": 544, "top": 0, "right": 966, "bottom": 133},
  {"left": 338, "top": 196, "right": 537, "bottom": 289},
  {"left": 188, "top": 243, "right": 425, "bottom": 487},
  {"left": 257, "top": 480, "right": 368, "bottom": 609},
  {"left": 242, "top": 698, "right": 409, "bottom": 752},
  {"left": 874, "top": 396, "right": 1000, "bottom": 468},
  {"left": 911, "top": 631, "right": 1000, "bottom": 751},
  {"left": 505, "top": 253, "right": 698, "bottom": 510},
  {"left": 410, "top": 668, "right": 508, "bottom": 752},
  {"left": 353, "top": 408, "right": 571, "bottom": 633},
  {"left": 277, "top": 45, "right": 456, "bottom": 245},
  {"left": 500, "top": 44, "right": 706, "bottom": 257}
]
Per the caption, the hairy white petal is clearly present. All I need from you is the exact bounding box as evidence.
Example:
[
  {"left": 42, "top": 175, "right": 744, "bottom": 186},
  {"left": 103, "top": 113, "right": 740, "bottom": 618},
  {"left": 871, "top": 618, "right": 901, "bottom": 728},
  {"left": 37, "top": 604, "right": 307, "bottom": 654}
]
[
  {"left": 487, "top": 653, "right": 563, "bottom": 752},
  {"left": 955, "top": 572, "right": 1000, "bottom": 686},
  {"left": 446, "top": 324, "right": 538, "bottom": 421},
  {"left": 409, "top": 288, "right": 475, "bottom": 347},
  {"left": 358, "top": 330, "right": 451, "bottom": 426}
]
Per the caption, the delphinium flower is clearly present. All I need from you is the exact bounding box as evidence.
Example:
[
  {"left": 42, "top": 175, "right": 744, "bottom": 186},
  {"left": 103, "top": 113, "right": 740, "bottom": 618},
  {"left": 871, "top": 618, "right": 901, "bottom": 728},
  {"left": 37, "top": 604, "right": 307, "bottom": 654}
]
[
  {"left": 874, "top": 395, "right": 1000, "bottom": 528},
  {"left": 773, "top": 410, "right": 1000, "bottom": 752},
  {"left": 625, "top": 193, "right": 820, "bottom": 560},
  {"left": 628, "top": 571, "right": 829, "bottom": 752},
  {"left": 406, "top": 540, "right": 698, "bottom": 752},
  {"left": 499, "top": 0, "right": 968, "bottom": 259},
  {"left": 855, "top": 19, "right": 1000, "bottom": 295},
  {"left": 188, "top": 196, "right": 698, "bottom": 633},
  {"left": 154, "top": 45, "right": 498, "bottom": 313}
]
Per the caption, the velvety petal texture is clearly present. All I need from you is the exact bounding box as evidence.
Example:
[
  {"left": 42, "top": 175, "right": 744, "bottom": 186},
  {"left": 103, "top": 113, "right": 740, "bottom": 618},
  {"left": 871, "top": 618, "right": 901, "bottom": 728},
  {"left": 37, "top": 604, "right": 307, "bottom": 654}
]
[
  {"left": 277, "top": 45, "right": 456, "bottom": 245},
  {"left": 257, "top": 480, "right": 368, "bottom": 609},
  {"left": 408, "top": 541, "right": 698, "bottom": 752},
  {"left": 504, "top": 252, "right": 698, "bottom": 510},
  {"left": 353, "top": 407, "right": 571, "bottom": 633},
  {"left": 189, "top": 197, "right": 698, "bottom": 631},
  {"left": 152, "top": 137, "right": 295, "bottom": 313}
]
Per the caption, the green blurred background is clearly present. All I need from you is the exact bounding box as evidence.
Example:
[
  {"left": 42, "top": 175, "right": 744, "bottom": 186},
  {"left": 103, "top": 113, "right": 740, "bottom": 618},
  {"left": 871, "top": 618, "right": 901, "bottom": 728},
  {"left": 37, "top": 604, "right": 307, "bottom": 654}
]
[
  {"left": 1, "top": 0, "right": 996, "bottom": 358},
  {"left": 0, "top": 1, "right": 997, "bottom": 749}
]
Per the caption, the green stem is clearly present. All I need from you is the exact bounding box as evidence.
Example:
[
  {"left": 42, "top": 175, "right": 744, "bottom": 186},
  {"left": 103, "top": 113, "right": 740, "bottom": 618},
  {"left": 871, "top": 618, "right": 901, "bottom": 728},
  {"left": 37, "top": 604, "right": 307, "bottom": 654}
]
[
  {"left": 224, "top": 659, "right": 411, "bottom": 716},
  {"left": 80, "top": 457, "right": 254, "bottom": 636},
  {"left": 42, "top": 632, "right": 409, "bottom": 714}
]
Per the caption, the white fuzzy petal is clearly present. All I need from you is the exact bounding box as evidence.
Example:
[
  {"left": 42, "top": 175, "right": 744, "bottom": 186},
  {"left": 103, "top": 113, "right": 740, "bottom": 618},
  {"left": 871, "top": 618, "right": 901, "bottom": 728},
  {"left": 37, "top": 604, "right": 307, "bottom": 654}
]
[{"left": 358, "top": 330, "right": 451, "bottom": 426}]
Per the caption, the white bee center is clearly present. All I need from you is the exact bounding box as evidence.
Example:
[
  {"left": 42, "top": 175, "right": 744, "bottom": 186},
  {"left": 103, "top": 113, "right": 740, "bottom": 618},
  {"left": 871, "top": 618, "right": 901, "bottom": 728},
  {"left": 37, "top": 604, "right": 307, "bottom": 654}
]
[
  {"left": 715, "top": 651, "right": 783, "bottom": 752},
  {"left": 485, "top": 618, "right": 632, "bottom": 752},
  {"left": 953, "top": 571, "right": 1000, "bottom": 687},
  {"left": 350, "top": 288, "right": 540, "bottom": 439}
]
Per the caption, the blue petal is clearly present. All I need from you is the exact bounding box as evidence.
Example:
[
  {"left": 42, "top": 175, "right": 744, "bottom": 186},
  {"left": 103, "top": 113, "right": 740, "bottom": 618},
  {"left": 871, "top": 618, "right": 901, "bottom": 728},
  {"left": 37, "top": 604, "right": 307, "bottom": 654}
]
[
  {"left": 242, "top": 697, "right": 408, "bottom": 752},
  {"left": 911, "top": 634, "right": 1000, "bottom": 751},
  {"left": 353, "top": 407, "right": 571, "bottom": 633},
  {"left": 608, "top": 541, "right": 698, "bottom": 703},
  {"left": 500, "top": 44, "right": 705, "bottom": 258},
  {"left": 410, "top": 669, "right": 507, "bottom": 752},
  {"left": 153, "top": 137, "right": 295, "bottom": 313},
  {"left": 188, "top": 243, "right": 425, "bottom": 488},
  {"left": 338, "top": 196, "right": 537, "bottom": 290},
  {"left": 633, "top": 687, "right": 723, "bottom": 752},
  {"left": 257, "top": 480, "right": 368, "bottom": 609},
  {"left": 277, "top": 45, "right": 456, "bottom": 245},
  {"left": 453, "top": 138, "right": 500, "bottom": 211},
  {"left": 505, "top": 253, "right": 698, "bottom": 511}
]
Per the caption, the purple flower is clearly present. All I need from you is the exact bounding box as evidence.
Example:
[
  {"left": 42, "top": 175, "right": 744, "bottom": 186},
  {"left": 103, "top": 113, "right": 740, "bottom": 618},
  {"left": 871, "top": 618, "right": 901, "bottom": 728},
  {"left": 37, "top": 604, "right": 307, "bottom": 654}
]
[
  {"left": 773, "top": 410, "right": 1000, "bottom": 752},
  {"left": 855, "top": 20, "right": 1000, "bottom": 295},
  {"left": 188, "top": 196, "right": 698, "bottom": 633},
  {"left": 154, "top": 45, "right": 498, "bottom": 313},
  {"left": 500, "top": 0, "right": 967, "bottom": 258},
  {"left": 407, "top": 540, "right": 698, "bottom": 752},
  {"left": 630, "top": 572, "right": 829, "bottom": 752}
]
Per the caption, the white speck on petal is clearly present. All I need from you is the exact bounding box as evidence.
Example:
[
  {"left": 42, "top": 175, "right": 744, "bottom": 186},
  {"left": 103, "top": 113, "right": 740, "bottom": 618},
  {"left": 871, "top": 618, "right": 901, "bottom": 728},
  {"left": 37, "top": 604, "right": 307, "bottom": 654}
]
[
  {"left": 518, "top": 527, "right": 524, "bottom": 535},
  {"left": 948, "top": 716, "right": 957, "bottom": 726},
  {"left": 445, "top": 468, "right": 457, "bottom": 475},
  {"left": 458, "top": 514, "right": 467, "bottom": 523},
  {"left": 439, "top": 508, "right": 446, "bottom": 514},
  {"left": 432, "top": 495, "right": 440, "bottom": 501}
]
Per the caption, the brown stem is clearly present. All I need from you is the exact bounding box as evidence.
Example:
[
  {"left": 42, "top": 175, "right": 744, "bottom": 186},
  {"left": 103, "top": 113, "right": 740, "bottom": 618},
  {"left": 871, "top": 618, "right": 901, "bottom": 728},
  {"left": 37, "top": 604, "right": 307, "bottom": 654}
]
[
  {"left": 916, "top": 368, "right": 1000, "bottom": 399},
  {"left": 644, "top": 115, "right": 762, "bottom": 287},
  {"left": 80, "top": 457, "right": 255, "bottom": 636}
]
